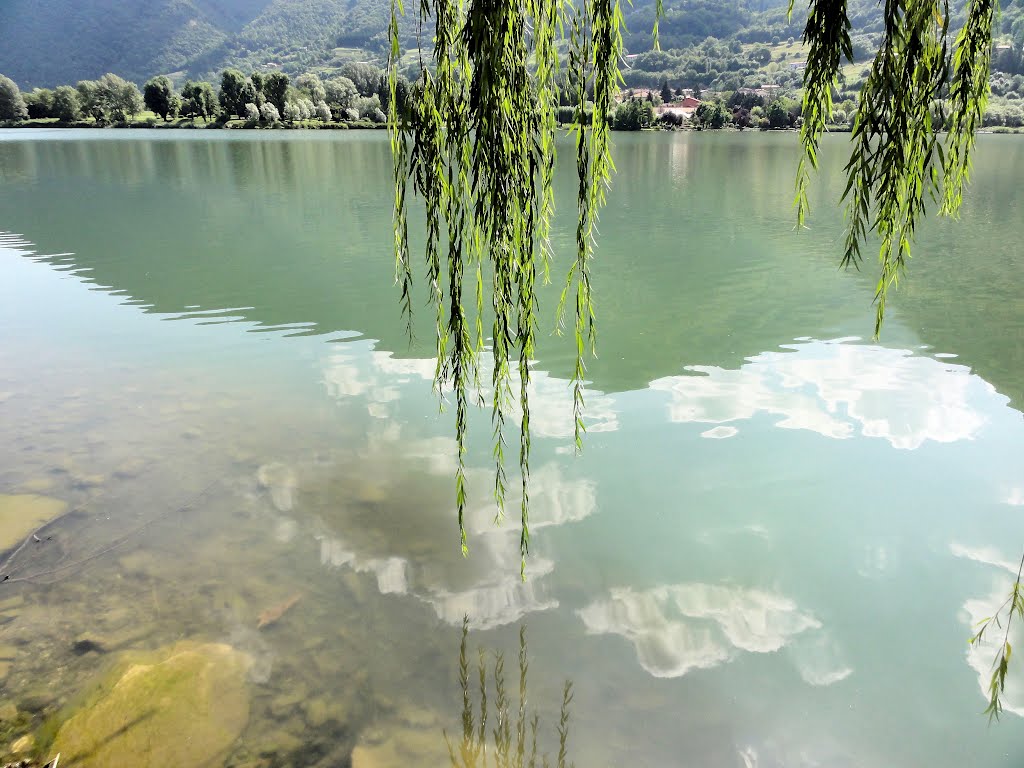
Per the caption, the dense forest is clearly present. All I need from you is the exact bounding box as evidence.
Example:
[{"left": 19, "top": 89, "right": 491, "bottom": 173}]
[{"left": 0, "top": 0, "right": 393, "bottom": 88}]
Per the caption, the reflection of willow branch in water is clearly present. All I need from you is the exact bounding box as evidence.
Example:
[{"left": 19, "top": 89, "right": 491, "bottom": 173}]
[
  {"left": 446, "top": 618, "right": 574, "bottom": 768},
  {"left": 970, "top": 550, "right": 1024, "bottom": 721}
]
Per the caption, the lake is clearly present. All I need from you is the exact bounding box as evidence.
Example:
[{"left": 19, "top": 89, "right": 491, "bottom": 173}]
[{"left": 0, "top": 129, "right": 1022, "bottom": 767}]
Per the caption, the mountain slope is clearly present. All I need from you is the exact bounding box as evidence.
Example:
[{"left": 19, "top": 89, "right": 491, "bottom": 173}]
[
  {"left": 0, "top": 0, "right": 228, "bottom": 87},
  {"left": 1, "top": 0, "right": 1020, "bottom": 89}
]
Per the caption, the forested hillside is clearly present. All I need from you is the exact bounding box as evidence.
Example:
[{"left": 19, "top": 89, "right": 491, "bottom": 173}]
[
  {"left": 0, "top": 0, "right": 391, "bottom": 88},
  {"left": 1, "top": 0, "right": 1022, "bottom": 89}
]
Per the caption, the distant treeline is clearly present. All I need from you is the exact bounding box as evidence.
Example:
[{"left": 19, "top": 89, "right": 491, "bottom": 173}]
[
  {"left": 0, "top": 62, "right": 405, "bottom": 128},
  {"left": 3, "top": 50, "right": 1023, "bottom": 133}
]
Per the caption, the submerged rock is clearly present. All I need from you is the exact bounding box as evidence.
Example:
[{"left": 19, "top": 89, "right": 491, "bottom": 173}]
[
  {"left": 0, "top": 702, "right": 16, "bottom": 722},
  {"left": 0, "top": 495, "right": 67, "bottom": 553},
  {"left": 350, "top": 709, "right": 449, "bottom": 768},
  {"left": 0, "top": 645, "right": 15, "bottom": 683},
  {"left": 256, "top": 464, "right": 297, "bottom": 513},
  {"left": 50, "top": 641, "right": 251, "bottom": 768}
]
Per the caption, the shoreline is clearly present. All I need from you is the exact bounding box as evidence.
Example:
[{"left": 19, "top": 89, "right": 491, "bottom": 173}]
[{"left": 2, "top": 120, "right": 1022, "bottom": 136}]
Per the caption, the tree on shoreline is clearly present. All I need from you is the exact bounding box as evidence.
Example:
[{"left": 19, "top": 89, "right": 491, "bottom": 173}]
[
  {"left": 144, "top": 75, "right": 179, "bottom": 121},
  {"left": 181, "top": 81, "right": 217, "bottom": 122},
  {"left": 264, "top": 72, "right": 290, "bottom": 116},
  {"left": 220, "top": 69, "right": 257, "bottom": 120},
  {"left": 52, "top": 85, "right": 80, "bottom": 122},
  {"left": 0, "top": 74, "right": 29, "bottom": 122}
]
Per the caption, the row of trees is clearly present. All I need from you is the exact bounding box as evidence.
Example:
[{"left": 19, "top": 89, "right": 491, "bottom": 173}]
[
  {"left": 608, "top": 95, "right": 801, "bottom": 132},
  {"left": 2, "top": 72, "right": 145, "bottom": 123},
  {"left": 0, "top": 61, "right": 409, "bottom": 127}
]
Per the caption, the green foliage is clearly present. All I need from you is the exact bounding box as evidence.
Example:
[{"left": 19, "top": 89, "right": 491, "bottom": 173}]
[
  {"left": 144, "top": 75, "right": 179, "bottom": 120},
  {"left": 181, "top": 80, "right": 218, "bottom": 120},
  {"left": 52, "top": 85, "right": 81, "bottom": 122},
  {"left": 766, "top": 99, "right": 790, "bottom": 127},
  {"left": 74, "top": 73, "right": 142, "bottom": 123},
  {"left": 339, "top": 61, "right": 384, "bottom": 97},
  {"left": 0, "top": 74, "right": 29, "bottom": 122},
  {"left": 296, "top": 72, "right": 326, "bottom": 103},
  {"left": 695, "top": 99, "right": 730, "bottom": 128},
  {"left": 383, "top": 0, "right": 1006, "bottom": 574},
  {"left": 76, "top": 79, "right": 101, "bottom": 121},
  {"left": 0, "top": 0, "right": 229, "bottom": 87},
  {"left": 659, "top": 77, "right": 673, "bottom": 101},
  {"left": 259, "top": 101, "right": 280, "bottom": 122},
  {"left": 219, "top": 68, "right": 255, "bottom": 118},
  {"left": 264, "top": 71, "right": 290, "bottom": 113},
  {"left": 389, "top": 0, "right": 593, "bottom": 569},
  {"left": 324, "top": 76, "right": 358, "bottom": 109},
  {"left": 23, "top": 87, "right": 54, "bottom": 119},
  {"left": 353, "top": 93, "right": 383, "bottom": 120},
  {"left": 101, "top": 73, "right": 143, "bottom": 121},
  {"left": 795, "top": 0, "right": 997, "bottom": 337},
  {"left": 969, "top": 552, "right": 1024, "bottom": 721},
  {"left": 613, "top": 98, "right": 654, "bottom": 130},
  {"left": 445, "top": 619, "right": 573, "bottom": 768}
]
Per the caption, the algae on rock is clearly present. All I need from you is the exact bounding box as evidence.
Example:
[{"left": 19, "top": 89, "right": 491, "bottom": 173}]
[{"left": 50, "top": 641, "right": 251, "bottom": 768}]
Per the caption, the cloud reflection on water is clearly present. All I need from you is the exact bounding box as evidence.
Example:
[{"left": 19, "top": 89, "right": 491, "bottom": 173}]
[
  {"left": 649, "top": 338, "right": 991, "bottom": 449},
  {"left": 952, "top": 542, "right": 1024, "bottom": 718},
  {"left": 578, "top": 584, "right": 831, "bottom": 680},
  {"left": 323, "top": 347, "right": 619, "bottom": 439}
]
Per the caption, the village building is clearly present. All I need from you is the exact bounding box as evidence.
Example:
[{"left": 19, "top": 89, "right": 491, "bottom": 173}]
[{"left": 655, "top": 96, "right": 701, "bottom": 120}]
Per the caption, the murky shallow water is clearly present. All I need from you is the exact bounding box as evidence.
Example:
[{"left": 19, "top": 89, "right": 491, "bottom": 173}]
[{"left": 1, "top": 130, "right": 1023, "bottom": 766}]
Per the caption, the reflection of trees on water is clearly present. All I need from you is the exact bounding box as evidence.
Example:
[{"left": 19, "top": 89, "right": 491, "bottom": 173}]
[{"left": 446, "top": 618, "right": 573, "bottom": 768}]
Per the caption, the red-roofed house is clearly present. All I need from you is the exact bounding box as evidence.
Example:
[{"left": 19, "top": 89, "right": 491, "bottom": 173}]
[{"left": 655, "top": 96, "right": 702, "bottom": 120}]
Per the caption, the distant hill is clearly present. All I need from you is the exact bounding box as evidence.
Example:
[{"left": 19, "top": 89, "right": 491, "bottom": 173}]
[
  {"left": 0, "top": 0, "right": 391, "bottom": 88},
  {"left": 0, "top": 0, "right": 1020, "bottom": 89}
]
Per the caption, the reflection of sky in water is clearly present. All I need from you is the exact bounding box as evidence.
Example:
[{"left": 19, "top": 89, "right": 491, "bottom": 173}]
[
  {"left": 3, "top": 132, "right": 1024, "bottom": 767},
  {"left": 323, "top": 347, "right": 619, "bottom": 439},
  {"left": 315, "top": 344, "right": 606, "bottom": 628},
  {"left": 312, "top": 332, "right": 1024, "bottom": 735},
  {"left": 309, "top": 457, "right": 597, "bottom": 630},
  {"left": 952, "top": 542, "right": 1024, "bottom": 717},
  {"left": 578, "top": 583, "right": 842, "bottom": 681},
  {"left": 649, "top": 338, "right": 992, "bottom": 449}
]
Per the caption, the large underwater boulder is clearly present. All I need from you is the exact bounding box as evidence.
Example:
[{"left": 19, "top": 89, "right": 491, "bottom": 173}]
[{"left": 50, "top": 641, "right": 251, "bottom": 768}]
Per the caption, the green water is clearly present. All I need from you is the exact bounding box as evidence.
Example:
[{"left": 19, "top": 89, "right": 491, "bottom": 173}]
[{"left": 0, "top": 129, "right": 1023, "bottom": 766}]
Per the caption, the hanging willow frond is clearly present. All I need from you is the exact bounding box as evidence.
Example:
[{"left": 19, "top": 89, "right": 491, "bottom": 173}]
[
  {"left": 796, "top": 0, "right": 995, "bottom": 337},
  {"left": 942, "top": 0, "right": 996, "bottom": 216},
  {"left": 794, "top": 0, "right": 853, "bottom": 228},
  {"left": 389, "top": 0, "right": 644, "bottom": 575},
  {"left": 394, "top": 0, "right": 996, "bottom": 571}
]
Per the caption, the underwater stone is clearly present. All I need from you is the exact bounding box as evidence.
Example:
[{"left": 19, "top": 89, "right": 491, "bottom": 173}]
[
  {"left": 350, "top": 723, "right": 450, "bottom": 768},
  {"left": 51, "top": 641, "right": 251, "bottom": 768},
  {"left": 0, "top": 702, "right": 17, "bottom": 722},
  {"left": 256, "top": 464, "right": 297, "bottom": 513}
]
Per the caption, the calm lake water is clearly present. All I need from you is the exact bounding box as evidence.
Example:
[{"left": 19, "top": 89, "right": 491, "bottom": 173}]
[{"left": 1, "top": 129, "right": 1023, "bottom": 767}]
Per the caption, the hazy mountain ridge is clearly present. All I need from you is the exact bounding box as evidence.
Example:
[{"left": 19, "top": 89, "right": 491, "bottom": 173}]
[{"left": 1, "top": 0, "right": 1020, "bottom": 89}]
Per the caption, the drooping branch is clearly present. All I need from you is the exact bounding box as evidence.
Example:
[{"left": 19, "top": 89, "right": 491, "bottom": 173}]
[
  {"left": 796, "top": 0, "right": 994, "bottom": 337},
  {"left": 391, "top": 1, "right": 995, "bottom": 571},
  {"left": 388, "top": 0, "right": 635, "bottom": 575}
]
